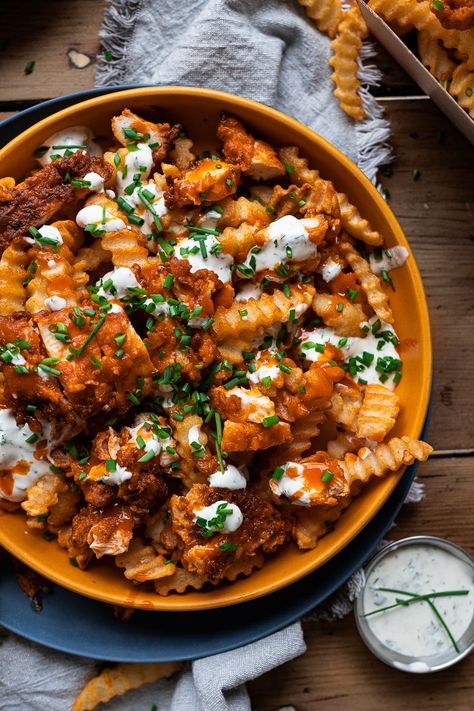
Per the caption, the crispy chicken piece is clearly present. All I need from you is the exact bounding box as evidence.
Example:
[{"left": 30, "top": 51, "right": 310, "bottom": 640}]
[
  {"left": 217, "top": 114, "right": 285, "bottom": 180},
  {"left": 79, "top": 420, "right": 170, "bottom": 517},
  {"left": 71, "top": 503, "right": 134, "bottom": 559},
  {"left": 167, "top": 258, "right": 220, "bottom": 315},
  {"left": 269, "top": 452, "right": 350, "bottom": 508},
  {"left": 111, "top": 108, "right": 181, "bottom": 163},
  {"left": 431, "top": 0, "right": 474, "bottom": 29},
  {"left": 210, "top": 385, "right": 276, "bottom": 424},
  {"left": 35, "top": 305, "right": 153, "bottom": 418},
  {"left": 221, "top": 420, "right": 292, "bottom": 452},
  {"left": 56, "top": 524, "right": 93, "bottom": 569},
  {"left": 168, "top": 484, "right": 289, "bottom": 583},
  {"left": 146, "top": 315, "right": 217, "bottom": 382},
  {"left": 165, "top": 158, "right": 240, "bottom": 208},
  {"left": 0, "top": 313, "right": 77, "bottom": 425},
  {"left": 0, "top": 152, "right": 113, "bottom": 257}
]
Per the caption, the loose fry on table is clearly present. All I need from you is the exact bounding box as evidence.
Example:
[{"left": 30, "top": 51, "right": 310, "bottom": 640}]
[{"left": 72, "top": 662, "right": 183, "bottom": 711}]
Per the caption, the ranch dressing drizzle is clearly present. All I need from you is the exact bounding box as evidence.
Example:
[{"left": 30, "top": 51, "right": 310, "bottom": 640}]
[
  {"left": 176, "top": 234, "right": 233, "bottom": 283},
  {"left": 116, "top": 143, "right": 154, "bottom": 197},
  {"left": 208, "top": 464, "right": 247, "bottom": 490},
  {"left": 96, "top": 266, "right": 140, "bottom": 300},
  {"left": 364, "top": 545, "right": 474, "bottom": 658},
  {"left": 37, "top": 126, "right": 102, "bottom": 166},
  {"left": 299, "top": 316, "right": 401, "bottom": 390},
  {"left": 369, "top": 246, "right": 409, "bottom": 276},
  {"left": 193, "top": 501, "right": 243, "bottom": 533},
  {"left": 242, "top": 215, "right": 318, "bottom": 274},
  {"left": 76, "top": 204, "right": 126, "bottom": 233},
  {"left": 0, "top": 409, "right": 52, "bottom": 502}
]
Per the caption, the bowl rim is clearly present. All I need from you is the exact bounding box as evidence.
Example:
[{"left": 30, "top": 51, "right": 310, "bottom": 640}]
[{"left": 0, "top": 86, "right": 432, "bottom": 610}]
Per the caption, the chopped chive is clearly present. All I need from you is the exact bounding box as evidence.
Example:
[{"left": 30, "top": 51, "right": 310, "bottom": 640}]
[
  {"left": 137, "top": 449, "right": 155, "bottom": 463},
  {"left": 24, "top": 60, "right": 35, "bottom": 75},
  {"left": 321, "top": 469, "right": 334, "bottom": 483},
  {"left": 75, "top": 315, "right": 106, "bottom": 357},
  {"left": 262, "top": 415, "right": 280, "bottom": 427}
]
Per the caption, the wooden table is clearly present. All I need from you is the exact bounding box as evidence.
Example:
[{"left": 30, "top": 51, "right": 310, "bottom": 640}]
[{"left": 1, "top": 2, "right": 473, "bottom": 709}]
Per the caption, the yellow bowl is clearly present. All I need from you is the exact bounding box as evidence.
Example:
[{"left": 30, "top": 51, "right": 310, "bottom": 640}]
[{"left": 0, "top": 87, "right": 432, "bottom": 611}]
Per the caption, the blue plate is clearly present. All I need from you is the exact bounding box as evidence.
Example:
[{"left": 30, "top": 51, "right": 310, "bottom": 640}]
[{"left": 0, "top": 89, "right": 432, "bottom": 661}]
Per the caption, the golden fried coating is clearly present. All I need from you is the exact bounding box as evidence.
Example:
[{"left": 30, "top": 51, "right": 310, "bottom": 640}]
[
  {"left": 221, "top": 420, "right": 292, "bottom": 452},
  {"left": 431, "top": 0, "right": 474, "bottom": 29},
  {"left": 165, "top": 158, "right": 240, "bottom": 208},
  {"left": 35, "top": 306, "right": 153, "bottom": 418},
  {"left": 111, "top": 107, "right": 181, "bottom": 163},
  {"left": 168, "top": 484, "right": 289, "bottom": 583},
  {"left": 0, "top": 153, "right": 112, "bottom": 256},
  {"left": 217, "top": 113, "right": 285, "bottom": 180}
]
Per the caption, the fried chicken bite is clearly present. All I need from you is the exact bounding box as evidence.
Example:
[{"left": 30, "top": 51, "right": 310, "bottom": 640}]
[
  {"left": 269, "top": 452, "right": 350, "bottom": 507},
  {"left": 217, "top": 113, "right": 285, "bottom": 180},
  {"left": 0, "top": 313, "right": 77, "bottom": 428},
  {"left": 0, "top": 152, "right": 112, "bottom": 256},
  {"left": 34, "top": 304, "right": 153, "bottom": 418},
  {"left": 111, "top": 108, "right": 181, "bottom": 163},
  {"left": 71, "top": 502, "right": 134, "bottom": 559},
  {"left": 221, "top": 420, "right": 292, "bottom": 452},
  {"left": 167, "top": 483, "right": 289, "bottom": 583},
  {"left": 165, "top": 158, "right": 240, "bottom": 208},
  {"left": 431, "top": 0, "right": 474, "bottom": 29}
]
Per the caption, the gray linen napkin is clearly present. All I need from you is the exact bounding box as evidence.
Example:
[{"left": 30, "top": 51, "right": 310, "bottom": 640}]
[
  {"left": 0, "top": 625, "right": 305, "bottom": 710},
  {"left": 96, "top": 0, "right": 392, "bottom": 182},
  {"left": 0, "top": 2, "right": 396, "bottom": 709}
]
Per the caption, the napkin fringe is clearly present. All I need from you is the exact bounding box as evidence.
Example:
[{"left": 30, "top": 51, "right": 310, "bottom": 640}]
[
  {"left": 356, "top": 42, "right": 393, "bottom": 184},
  {"left": 96, "top": 0, "right": 143, "bottom": 86}
]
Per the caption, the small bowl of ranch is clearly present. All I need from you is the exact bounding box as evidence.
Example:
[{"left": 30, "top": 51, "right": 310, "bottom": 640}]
[{"left": 355, "top": 536, "right": 474, "bottom": 672}]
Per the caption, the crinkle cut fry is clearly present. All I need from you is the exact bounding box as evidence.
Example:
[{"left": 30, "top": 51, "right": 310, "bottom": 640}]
[
  {"left": 115, "top": 537, "right": 177, "bottom": 581},
  {"left": 293, "top": 497, "right": 352, "bottom": 550},
  {"left": 21, "top": 473, "right": 68, "bottom": 518},
  {"left": 329, "top": 5, "right": 368, "bottom": 122},
  {"left": 297, "top": 0, "right": 343, "bottom": 38},
  {"left": 341, "top": 435, "right": 432, "bottom": 493},
  {"left": 341, "top": 240, "right": 393, "bottom": 323},
  {"left": 449, "top": 64, "right": 474, "bottom": 119},
  {"left": 264, "top": 409, "right": 327, "bottom": 472},
  {"left": 277, "top": 147, "right": 382, "bottom": 246},
  {"left": 218, "top": 222, "right": 260, "bottom": 262},
  {"left": 84, "top": 194, "right": 149, "bottom": 267},
  {"left": 312, "top": 292, "right": 367, "bottom": 337},
  {"left": 154, "top": 567, "right": 208, "bottom": 595},
  {"left": 212, "top": 284, "right": 315, "bottom": 342},
  {"left": 417, "top": 30, "right": 457, "bottom": 83},
  {"left": 0, "top": 240, "right": 28, "bottom": 315},
  {"left": 218, "top": 195, "right": 269, "bottom": 229},
  {"left": 71, "top": 662, "right": 183, "bottom": 711},
  {"left": 356, "top": 383, "right": 400, "bottom": 441},
  {"left": 172, "top": 413, "right": 209, "bottom": 486},
  {"left": 337, "top": 193, "right": 383, "bottom": 246},
  {"left": 74, "top": 239, "right": 112, "bottom": 273},
  {"left": 328, "top": 381, "right": 363, "bottom": 432},
  {"left": 278, "top": 146, "right": 321, "bottom": 185},
  {"left": 368, "top": 0, "right": 474, "bottom": 70}
]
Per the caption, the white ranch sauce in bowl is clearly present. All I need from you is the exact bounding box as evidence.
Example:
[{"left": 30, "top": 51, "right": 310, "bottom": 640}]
[{"left": 355, "top": 536, "right": 474, "bottom": 672}]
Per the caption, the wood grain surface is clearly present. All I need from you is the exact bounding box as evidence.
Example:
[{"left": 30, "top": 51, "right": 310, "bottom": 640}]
[{"left": 1, "top": 1, "right": 473, "bottom": 709}]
